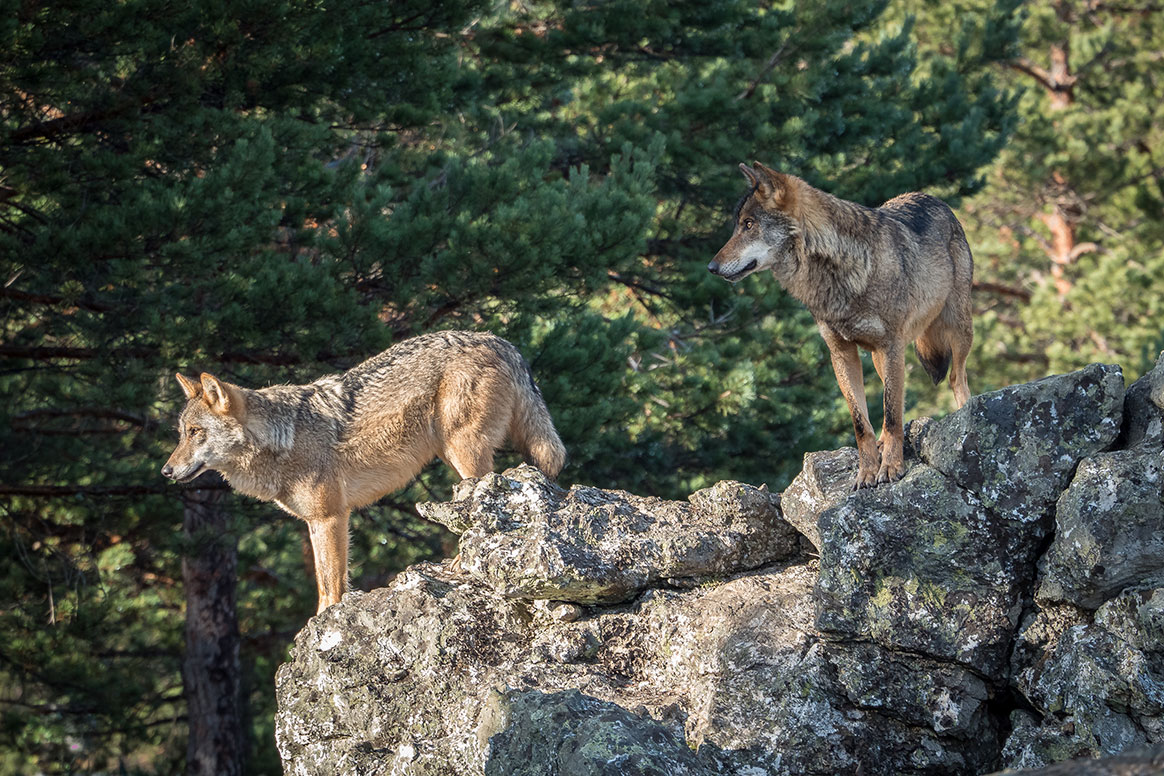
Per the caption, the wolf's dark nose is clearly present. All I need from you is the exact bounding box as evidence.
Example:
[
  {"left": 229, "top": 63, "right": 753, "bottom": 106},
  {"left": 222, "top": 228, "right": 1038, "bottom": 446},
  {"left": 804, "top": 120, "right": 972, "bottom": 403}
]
[
  {"left": 161, "top": 464, "right": 173, "bottom": 479},
  {"left": 707, "top": 261, "right": 720, "bottom": 275}
]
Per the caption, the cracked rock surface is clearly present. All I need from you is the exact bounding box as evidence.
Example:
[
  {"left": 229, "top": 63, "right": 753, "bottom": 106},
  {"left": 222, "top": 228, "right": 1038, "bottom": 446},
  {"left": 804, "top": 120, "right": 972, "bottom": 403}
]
[
  {"left": 276, "top": 361, "right": 1164, "bottom": 775},
  {"left": 415, "top": 473, "right": 800, "bottom": 605}
]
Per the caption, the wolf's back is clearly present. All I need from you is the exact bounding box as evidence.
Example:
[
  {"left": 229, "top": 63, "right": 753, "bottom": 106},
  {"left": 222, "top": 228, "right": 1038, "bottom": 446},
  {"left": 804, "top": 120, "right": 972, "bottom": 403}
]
[
  {"left": 880, "top": 193, "right": 974, "bottom": 273},
  {"left": 342, "top": 331, "right": 566, "bottom": 476},
  {"left": 344, "top": 330, "right": 489, "bottom": 388}
]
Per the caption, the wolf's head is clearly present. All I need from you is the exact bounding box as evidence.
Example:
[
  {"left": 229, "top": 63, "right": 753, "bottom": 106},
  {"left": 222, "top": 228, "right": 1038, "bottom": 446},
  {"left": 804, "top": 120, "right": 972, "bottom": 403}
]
[
  {"left": 161, "top": 372, "right": 250, "bottom": 482},
  {"left": 708, "top": 162, "right": 802, "bottom": 283}
]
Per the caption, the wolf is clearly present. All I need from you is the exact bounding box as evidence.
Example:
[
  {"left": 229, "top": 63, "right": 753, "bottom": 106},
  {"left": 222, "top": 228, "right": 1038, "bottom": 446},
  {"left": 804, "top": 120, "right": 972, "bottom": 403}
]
[
  {"left": 162, "top": 330, "right": 567, "bottom": 613},
  {"left": 708, "top": 162, "right": 973, "bottom": 489}
]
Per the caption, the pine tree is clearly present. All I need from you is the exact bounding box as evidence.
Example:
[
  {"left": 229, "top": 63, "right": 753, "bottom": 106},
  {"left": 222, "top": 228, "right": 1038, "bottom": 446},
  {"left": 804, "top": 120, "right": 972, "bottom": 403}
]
[
  {"left": 948, "top": 0, "right": 1164, "bottom": 387},
  {"left": 0, "top": 0, "right": 1016, "bottom": 771},
  {"left": 1, "top": 2, "right": 491, "bottom": 772}
]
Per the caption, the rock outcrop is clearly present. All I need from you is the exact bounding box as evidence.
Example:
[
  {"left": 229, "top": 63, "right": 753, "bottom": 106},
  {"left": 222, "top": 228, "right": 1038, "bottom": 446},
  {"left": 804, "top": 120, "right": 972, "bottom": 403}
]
[
  {"left": 275, "top": 360, "right": 1164, "bottom": 776},
  {"left": 414, "top": 475, "right": 800, "bottom": 605}
]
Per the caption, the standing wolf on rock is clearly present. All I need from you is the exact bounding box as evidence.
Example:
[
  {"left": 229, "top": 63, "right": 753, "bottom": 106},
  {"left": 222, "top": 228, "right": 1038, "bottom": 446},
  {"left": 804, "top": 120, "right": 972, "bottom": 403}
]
[
  {"left": 709, "top": 162, "right": 974, "bottom": 488},
  {"left": 162, "top": 330, "right": 566, "bottom": 613}
]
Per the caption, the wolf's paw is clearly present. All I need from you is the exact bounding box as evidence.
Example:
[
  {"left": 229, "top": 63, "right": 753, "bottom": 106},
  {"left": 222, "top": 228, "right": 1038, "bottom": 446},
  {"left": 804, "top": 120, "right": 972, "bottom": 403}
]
[
  {"left": 852, "top": 466, "right": 880, "bottom": 490},
  {"left": 876, "top": 458, "right": 906, "bottom": 484}
]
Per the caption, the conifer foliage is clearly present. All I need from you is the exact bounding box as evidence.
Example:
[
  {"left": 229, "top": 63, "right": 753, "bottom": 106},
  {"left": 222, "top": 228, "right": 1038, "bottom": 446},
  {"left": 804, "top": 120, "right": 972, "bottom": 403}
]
[
  {"left": 957, "top": 0, "right": 1164, "bottom": 386},
  {"left": 0, "top": 1, "right": 1015, "bottom": 771}
]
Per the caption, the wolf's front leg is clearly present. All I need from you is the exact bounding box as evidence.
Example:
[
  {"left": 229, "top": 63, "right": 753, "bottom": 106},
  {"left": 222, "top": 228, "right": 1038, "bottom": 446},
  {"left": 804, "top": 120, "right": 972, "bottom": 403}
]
[
  {"left": 306, "top": 512, "right": 350, "bottom": 614},
  {"left": 823, "top": 335, "right": 880, "bottom": 489},
  {"left": 876, "top": 342, "right": 907, "bottom": 484}
]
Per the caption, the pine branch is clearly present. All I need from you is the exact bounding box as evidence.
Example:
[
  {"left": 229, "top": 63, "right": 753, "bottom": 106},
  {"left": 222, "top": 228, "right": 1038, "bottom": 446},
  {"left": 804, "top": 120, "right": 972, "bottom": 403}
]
[
  {"left": 737, "top": 41, "right": 793, "bottom": 101},
  {"left": 8, "top": 93, "right": 158, "bottom": 144},
  {"left": 0, "top": 481, "right": 230, "bottom": 498},
  {"left": 972, "top": 280, "right": 1032, "bottom": 302},
  {"left": 1007, "top": 56, "right": 1075, "bottom": 95},
  {"left": 0, "top": 287, "right": 115, "bottom": 313}
]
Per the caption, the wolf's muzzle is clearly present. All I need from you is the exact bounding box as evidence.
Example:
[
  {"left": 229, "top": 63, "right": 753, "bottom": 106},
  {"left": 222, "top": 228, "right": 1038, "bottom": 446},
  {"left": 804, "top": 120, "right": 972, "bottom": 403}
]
[
  {"left": 711, "top": 259, "right": 757, "bottom": 282},
  {"left": 162, "top": 462, "right": 205, "bottom": 482}
]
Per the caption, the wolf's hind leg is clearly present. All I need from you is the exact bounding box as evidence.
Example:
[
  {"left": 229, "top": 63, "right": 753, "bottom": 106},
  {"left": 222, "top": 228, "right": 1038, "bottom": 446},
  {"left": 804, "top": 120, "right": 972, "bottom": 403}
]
[
  {"left": 948, "top": 324, "right": 973, "bottom": 409},
  {"left": 442, "top": 434, "right": 497, "bottom": 479},
  {"left": 946, "top": 238, "right": 975, "bottom": 408},
  {"left": 920, "top": 291, "right": 973, "bottom": 409},
  {"left": 437, "top": 370, "right": 512, "bottom": 480}
]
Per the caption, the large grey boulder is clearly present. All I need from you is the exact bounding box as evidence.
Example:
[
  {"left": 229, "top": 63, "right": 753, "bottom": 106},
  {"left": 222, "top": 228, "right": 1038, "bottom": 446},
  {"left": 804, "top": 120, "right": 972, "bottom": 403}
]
[
  {"left": 792, "top": 368, "right": 1124, "bottom": 679},
  {"left": 630, "top": 568, "right": 997, "bottom": 775},
  {"left": 918, "top": 363, "right": 1124, "bottom": 526},
  {"left": 1119, "top": 352, "right": 1164, "bottom": 448},
  {"left": 415, "top": 466, "right": 801, "bottom": 604},
  {"left": 1037, "top": 448, "right": 1164, "bottom": 609},
  {"left": 275, "top": 362, "right": 1164, "bottom": 776},
  {"left": 276, "top": 558, "right": 999, "bottom": 776},
  {"left": 1003, "top": 588, "right": 1164, "bottom": 769},
  {"left": 815, "top": 462, "right": 1038, "bottom": 678},
  {"left": 275, "top": 569, "right": 519, "bottom": 776}
]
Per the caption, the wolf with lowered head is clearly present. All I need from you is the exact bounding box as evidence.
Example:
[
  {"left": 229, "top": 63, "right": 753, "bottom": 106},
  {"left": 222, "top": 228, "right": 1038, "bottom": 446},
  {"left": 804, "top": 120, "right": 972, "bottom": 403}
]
[
  {"left": 162, "top": 330, "right": 567, "bottom": 613},
  {"left": 709, "top": 162, "right": 973, "bottom": 489}
]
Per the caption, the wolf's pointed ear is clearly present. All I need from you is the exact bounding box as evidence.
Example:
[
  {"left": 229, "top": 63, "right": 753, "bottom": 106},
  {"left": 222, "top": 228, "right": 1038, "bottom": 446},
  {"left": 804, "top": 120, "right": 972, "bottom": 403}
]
[
  {"left": 752, "top": 162, "right": 794, "bottom": 210},
  {"left": 739, "top": 162, "right": 760, "bottom": 188},
  {"left": 753, "top": 161, "right": 780, "bottom": 178},
  {"left": 741, "top": 162, "right": 778, "bottom": 200},
  {"left": 750, "top": 161, "right": 783, "bottom": 199},
  {"left": 200, "top": 373, "right": 243, "bottom": 416},
  {"left": 175, "top": 372, "right": 202, "bottom": 400}
]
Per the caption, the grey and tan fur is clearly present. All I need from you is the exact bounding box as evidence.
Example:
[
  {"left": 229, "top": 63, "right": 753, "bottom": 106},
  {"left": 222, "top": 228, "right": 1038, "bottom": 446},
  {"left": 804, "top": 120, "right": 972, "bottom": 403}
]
[
  {"left": 162, "top": 330, "right": 566, "bottom": 613},
  {"left": 709, "top": 162, "right": 973, "bottom": 488}
]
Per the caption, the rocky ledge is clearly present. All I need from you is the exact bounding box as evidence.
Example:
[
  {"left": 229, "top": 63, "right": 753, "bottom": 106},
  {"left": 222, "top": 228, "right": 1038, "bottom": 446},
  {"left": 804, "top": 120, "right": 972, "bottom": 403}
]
[{"left": 275, "top": 358, "right": 1164, "bottom": 776}]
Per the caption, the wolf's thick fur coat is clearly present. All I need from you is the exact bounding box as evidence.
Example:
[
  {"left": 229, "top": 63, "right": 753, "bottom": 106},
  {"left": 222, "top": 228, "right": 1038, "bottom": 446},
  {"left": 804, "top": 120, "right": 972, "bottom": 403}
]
[
  {"left": 709, "top": 162, "right": 973, "bottom": 488},
  {"left": 163, "top": 330, "right": 566, "bottom": 612}
]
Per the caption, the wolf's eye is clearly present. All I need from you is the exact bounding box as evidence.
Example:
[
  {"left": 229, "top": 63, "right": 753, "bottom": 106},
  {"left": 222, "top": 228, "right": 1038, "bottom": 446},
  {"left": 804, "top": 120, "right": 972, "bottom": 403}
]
[
  {"left": 742, "top": 218, "right": 755, "bottom": 231},
  {"left": 187, "top": 426, "right": 202, "bottom": 437}
]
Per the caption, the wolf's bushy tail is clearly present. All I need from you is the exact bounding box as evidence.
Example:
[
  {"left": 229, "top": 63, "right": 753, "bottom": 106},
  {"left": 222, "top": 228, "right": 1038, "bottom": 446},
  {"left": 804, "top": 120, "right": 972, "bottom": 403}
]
[
  {"left": 511, "top": 365, "right": 567, "bottom": 478},
  {"left": 915, "top": 339, "right": 952, "bottom": 385}
]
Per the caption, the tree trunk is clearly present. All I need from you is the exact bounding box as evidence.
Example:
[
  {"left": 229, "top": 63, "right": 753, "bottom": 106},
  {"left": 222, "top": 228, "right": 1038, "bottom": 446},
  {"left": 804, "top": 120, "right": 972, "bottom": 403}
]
[{"left": 182, "top": 479, "right": 245, "bottom": 776}]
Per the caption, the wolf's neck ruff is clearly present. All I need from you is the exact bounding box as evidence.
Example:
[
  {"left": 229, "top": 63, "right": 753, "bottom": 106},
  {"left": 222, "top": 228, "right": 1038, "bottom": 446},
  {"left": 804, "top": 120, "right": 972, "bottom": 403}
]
[{"left": 777, "top": 180, "right": 876, "bottom": 319}]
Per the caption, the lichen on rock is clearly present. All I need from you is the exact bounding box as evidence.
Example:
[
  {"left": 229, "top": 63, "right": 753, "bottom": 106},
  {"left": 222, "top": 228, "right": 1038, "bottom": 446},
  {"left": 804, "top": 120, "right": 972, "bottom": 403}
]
[
  {"left": 815, "top": 462, "right": 1036, "bottom": 678},
  {"left": 917, "top": 363, "right": 1124, "bottom": 526},
  {"left": 1005, "top": 588, "right": 1164, "bottom": 769},
  {"left": 275, "top": 361, "right": 1164, "bottom": 776},
  {"left": 416, "top": 466, "right": 801, "bottom": 604},
  {"left": 1037, "top": 448, "right": 1164, "bottom": 610}
]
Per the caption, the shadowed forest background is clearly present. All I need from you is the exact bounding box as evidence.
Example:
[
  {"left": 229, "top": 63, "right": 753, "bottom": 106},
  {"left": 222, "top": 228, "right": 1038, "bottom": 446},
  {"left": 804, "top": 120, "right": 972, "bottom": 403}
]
[{"left": 2, "top": 0, "right": 1163, "bottom": 772}]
